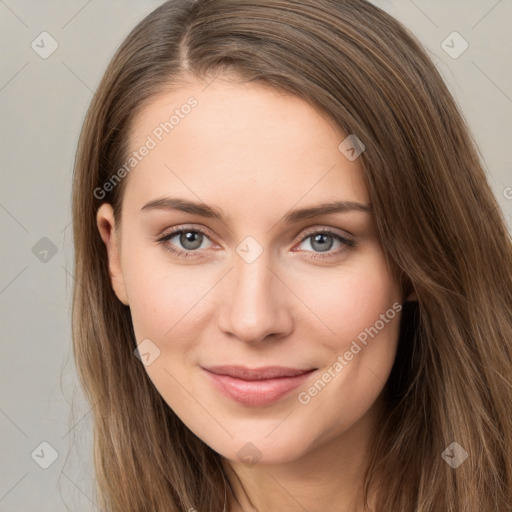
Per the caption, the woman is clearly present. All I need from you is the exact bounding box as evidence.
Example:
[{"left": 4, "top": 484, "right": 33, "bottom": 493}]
[{"left": 71, "top": 0, "right": 512, "bottom": 510}]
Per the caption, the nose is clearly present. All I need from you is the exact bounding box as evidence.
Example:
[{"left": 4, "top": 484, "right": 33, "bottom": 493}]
[{"left": 217, "top": 249, "right": 293, "bottom": 344}]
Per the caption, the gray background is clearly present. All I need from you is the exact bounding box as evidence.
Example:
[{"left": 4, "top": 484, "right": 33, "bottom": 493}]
[{"left": 0, "top": 1, "right": 511, "bottom": 510}]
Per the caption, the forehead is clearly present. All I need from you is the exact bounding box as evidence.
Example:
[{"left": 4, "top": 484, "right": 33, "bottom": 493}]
[{"left": 123, "top": 76, "right": 369, "bottom": 216}]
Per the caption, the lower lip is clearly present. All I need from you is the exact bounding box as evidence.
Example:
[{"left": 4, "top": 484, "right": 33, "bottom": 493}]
[{"left": 203, "top": 369, "right": 316, "bottom": 407}]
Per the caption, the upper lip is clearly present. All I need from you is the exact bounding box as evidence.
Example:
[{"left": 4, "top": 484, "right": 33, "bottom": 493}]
[{"left": 202, "top": 365, "right": 316, "bottom": 381}]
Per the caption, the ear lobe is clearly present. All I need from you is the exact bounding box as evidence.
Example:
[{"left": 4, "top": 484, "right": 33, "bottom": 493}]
[
  {"left": 96, "top": 203, "right": 129, "bottom": 305},
  {"left": 400, "top": 274, "right": 418, "bottom": 303},
  {"left": 398, "top": 271, "right": 418, "bottom": 303},
  {"left": 405, "top": 289, "right": 418, "bottom": 302}
]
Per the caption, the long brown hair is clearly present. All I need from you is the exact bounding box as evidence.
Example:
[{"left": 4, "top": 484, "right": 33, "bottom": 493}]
[{"left": 70, "top": 0, "right": 512, "bottom": 510}]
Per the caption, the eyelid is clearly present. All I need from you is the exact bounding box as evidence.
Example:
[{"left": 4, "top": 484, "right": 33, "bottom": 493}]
[
  {"left": 158, "top": 224, "right": 216, "bottom": 241},
  {"left": 157, "top": 224, "right": 353, "bottom": 244},
  {"left": 156, "top": 223, "right": 355, "bottom": 259},
  {"left": 296, "top": 225, "right": 354, "bottom": 241},
  {"left": 157, "top": 224, "right": 219, "bottom": 250}
]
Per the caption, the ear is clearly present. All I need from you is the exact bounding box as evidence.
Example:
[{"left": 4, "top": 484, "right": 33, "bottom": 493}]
[
  {"left": 400, "top": 273, "right": 418, "bottom": 302},
  {"left": 96, "top": 203, "right": 129, "bottom": 305},
  {"left": 405, "top": 289, "right": 418, "bottom": 302}
]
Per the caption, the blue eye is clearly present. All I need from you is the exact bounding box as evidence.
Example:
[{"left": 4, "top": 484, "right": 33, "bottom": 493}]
[
  {"left": 156, "top": 226, "right": 355, "bottom": 260},
  {"left": 294, "top": 229, "right": 355, "bottom": 260},
  {"left": 156, "top": 227, "right": 214, "bottom": 259}
]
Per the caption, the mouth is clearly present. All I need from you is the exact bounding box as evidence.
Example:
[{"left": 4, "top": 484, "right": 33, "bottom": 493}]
[{"left": 201, "top": 365, "right": 318, "bottom": 407}]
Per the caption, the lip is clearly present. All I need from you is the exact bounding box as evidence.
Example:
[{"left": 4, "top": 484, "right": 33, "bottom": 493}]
[{"left": 202, "top": 365, "right": 317, "bottom": 407}]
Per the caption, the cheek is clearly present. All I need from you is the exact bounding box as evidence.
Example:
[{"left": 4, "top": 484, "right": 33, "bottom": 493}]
[
  {"left": 120, "top": 240, "right": 208, "bottom": 343},
  {"left": 291, "top": 247, "right": 402, "bottom": 414},
  {"left": 123, "top": 238, "right": 402, "bottom": 360},
  {"left": 293, "top": 246, "right": 402, "bottom": 352},
  {"left": 121, "top": 249, "right": 206, "bottom": 407}
]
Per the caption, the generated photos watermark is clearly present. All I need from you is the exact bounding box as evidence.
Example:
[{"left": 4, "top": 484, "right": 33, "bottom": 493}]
[
  {"left": 93, "top": 96, "right": 198, "bottom": 200},
  {"left": 297, "top": 301, "right": 403, "bottom": 405}
]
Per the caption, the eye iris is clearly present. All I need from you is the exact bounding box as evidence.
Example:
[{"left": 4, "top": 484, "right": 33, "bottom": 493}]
[
  {"left": 180, "top": 231, "right": 202, "bottom": 250},
  {"left": 311, "top": 233, "right": 333, "bottom": 252}
]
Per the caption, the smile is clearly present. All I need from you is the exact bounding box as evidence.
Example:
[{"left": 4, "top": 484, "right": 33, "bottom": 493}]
[{"left": 201, "top": 365, "right": 318, "bottom": 407}]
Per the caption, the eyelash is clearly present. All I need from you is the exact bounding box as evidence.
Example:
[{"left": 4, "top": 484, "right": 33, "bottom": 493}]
[{"left": 156, "top": 226, "right": 355, "bottom": 260}]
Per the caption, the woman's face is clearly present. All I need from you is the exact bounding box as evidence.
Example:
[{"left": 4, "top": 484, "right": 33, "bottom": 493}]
[{"left": 97, "top": 74, "right": 409, "bottom": 465}]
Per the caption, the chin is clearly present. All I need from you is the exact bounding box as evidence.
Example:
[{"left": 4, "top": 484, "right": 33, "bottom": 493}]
[{"left": 203, "top": 426, "right": 319, "bottom": 466}]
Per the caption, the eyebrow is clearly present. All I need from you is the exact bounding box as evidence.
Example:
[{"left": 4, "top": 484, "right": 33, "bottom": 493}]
[{"left": 140, "top": 197, "right": 371, "bottom": 224}]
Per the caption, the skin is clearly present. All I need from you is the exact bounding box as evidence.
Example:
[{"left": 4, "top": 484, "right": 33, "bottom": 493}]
[{"left": 97, "top": 73, "right": 416, "bottom": 512}]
